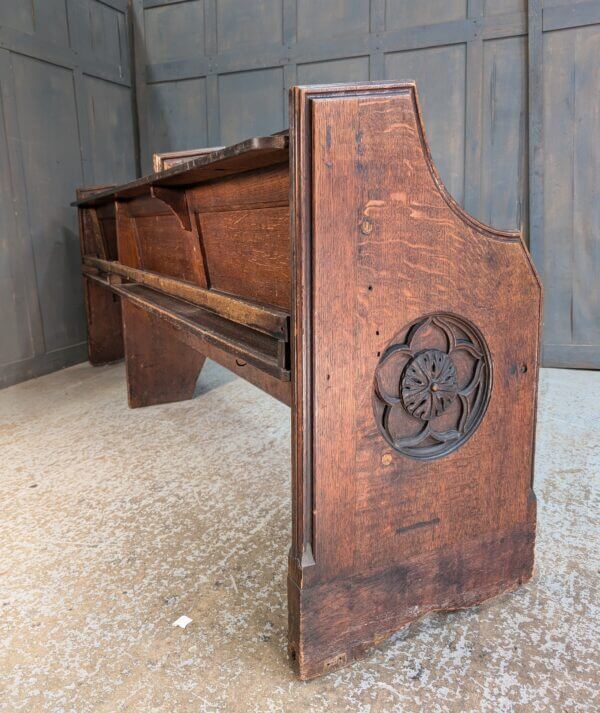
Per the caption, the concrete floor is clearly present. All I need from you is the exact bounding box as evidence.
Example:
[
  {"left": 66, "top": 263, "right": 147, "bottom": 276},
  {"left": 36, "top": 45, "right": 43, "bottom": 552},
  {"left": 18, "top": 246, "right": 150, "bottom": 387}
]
[{"left": 0, "top": 362, "right": 598, "bottom": 712}]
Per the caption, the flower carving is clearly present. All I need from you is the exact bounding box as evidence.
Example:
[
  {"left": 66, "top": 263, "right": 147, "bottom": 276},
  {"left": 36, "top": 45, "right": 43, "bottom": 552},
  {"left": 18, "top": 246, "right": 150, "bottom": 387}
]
[
  {"left": 401, "top": 349, "right": 458, "bottom": 420},
  {"left": 373, "top": 314, "right": 491, "bottom": 460}
]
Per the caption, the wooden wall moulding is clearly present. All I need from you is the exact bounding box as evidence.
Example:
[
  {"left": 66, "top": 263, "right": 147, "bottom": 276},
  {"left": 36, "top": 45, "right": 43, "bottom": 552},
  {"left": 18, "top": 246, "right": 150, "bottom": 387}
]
[{"left": 74, "top": 82, "right": 542, "bottom": 679}]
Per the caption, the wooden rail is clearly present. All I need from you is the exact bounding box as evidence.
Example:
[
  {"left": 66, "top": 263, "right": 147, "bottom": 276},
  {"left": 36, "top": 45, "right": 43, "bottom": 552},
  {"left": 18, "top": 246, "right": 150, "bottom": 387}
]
[{"left": 83, "top": 256, "right": 289, "bottom": 340}]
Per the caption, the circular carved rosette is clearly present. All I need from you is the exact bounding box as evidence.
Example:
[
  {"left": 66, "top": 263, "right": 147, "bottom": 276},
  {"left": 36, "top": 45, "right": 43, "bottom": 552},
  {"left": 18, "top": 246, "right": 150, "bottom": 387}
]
[{"left": 373, "top": 314, "right": 492, "bottom": 460}]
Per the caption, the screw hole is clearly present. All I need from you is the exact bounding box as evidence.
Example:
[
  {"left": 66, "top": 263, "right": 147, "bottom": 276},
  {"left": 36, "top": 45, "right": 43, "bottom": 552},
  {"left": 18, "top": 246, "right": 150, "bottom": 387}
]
[
  {"left": 520, "top": 364, "right": 528, "bottom": 373},
  {"left": 368, "top": 285, "right": 373, "bottom": 291},
  {"left": 376, "top": 330, "right": 380, "bottom": 336},
  {"left": 235, "top": 359, "right": 247, "bottom": 367},
  {"left": 377, "top": 351, "right": 381, "bottom": 357}
]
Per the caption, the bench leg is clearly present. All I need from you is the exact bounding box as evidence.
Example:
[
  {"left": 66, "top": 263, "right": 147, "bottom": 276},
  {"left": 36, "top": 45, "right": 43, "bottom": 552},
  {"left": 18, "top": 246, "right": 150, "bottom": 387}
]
[
  {"left": 122, "top": 299, "right": 206, "bottom": 408},
  {"left": 84, "top": 277, "right": 124, "bottom": 365}
]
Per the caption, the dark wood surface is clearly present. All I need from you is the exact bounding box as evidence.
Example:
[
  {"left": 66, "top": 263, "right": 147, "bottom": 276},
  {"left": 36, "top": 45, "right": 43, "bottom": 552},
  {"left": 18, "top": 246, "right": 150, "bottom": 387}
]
[
  {"left": 287, "top": 82, "right": 541, "bottom": 678},
  {"left": 73, "top": 135, "right": 289, "bottom": 208},
  {"left": 122, "top": 298, "right": 207, "bottom": 409},
  {"left": 76, "top": 81, "right": 540, "bottom": 680},
  {"left": 152, "top": 146, "right": 225, "bottom": 173}
]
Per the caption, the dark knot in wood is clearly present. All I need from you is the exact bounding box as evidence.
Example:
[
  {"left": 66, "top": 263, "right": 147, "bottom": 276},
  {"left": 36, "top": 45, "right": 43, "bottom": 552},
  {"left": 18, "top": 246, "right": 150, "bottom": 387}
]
[{"left": 401, "top": 349, "right": 458, "bottom": 420}]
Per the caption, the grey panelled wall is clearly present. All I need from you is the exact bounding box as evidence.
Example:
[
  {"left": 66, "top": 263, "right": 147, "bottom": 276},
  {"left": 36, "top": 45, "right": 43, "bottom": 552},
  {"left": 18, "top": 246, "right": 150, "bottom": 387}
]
[
  {"left": 132, "top": 0, "right": 600, "bottom": 370},
  {"left": 0, "top": 0, "right": 137, "bottom": 388},
  {"left": 534, "top": 0, "right": 600, "bottom": 368},
  {"left": 0, "top": 1, "right": 598, "bottom": 386}
]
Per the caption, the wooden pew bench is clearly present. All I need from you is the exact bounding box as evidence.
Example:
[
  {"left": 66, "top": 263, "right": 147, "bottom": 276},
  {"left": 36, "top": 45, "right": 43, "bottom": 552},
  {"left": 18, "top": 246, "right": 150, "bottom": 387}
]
[{"left": 74, "top": 82, "right": 541, "bottom": 679}]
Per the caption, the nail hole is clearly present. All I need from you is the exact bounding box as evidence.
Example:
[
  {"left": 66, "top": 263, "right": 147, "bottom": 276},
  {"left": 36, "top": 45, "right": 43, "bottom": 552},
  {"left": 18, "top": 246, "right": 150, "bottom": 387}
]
[
  {"left": 376, "top": 330, "right": 380, "bottom": 335},
  {"left": 520, "top": 364, "right": 528, "bottom": 373},
  {"left": 326, "top": 374, "right": 330, "bottom": 380},
  {"left": 368, "top": 285, "right": 373, "bottom": 291},
  {"left": 377, "top": 351, "right": 381, "bottom": 357}
]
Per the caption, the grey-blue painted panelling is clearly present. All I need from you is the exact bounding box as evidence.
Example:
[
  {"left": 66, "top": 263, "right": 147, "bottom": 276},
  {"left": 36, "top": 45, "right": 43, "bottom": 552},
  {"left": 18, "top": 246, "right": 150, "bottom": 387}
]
[
  {"left": 12, "top": 55, "right": 87, "bottom": 353},
  {"left": 0, "top": 0, "right": 136, "bottom": 387},
  {"left": 297, "top": 57, "right": 370, "bottom": 85},
  {"left": 216, "top": 0, "right": 283, "bottom": 53},
  {"left": 85, "top": 76, "right": 137, "bottom": 185},
  {"left": 296, "top": 0, "right": 370, "bottom": 41},
  {"left": 543, "top": 23, "right": 600, "bottom": 360},
  {"left": 0, "top": 1, "right": 34, "bottom": 35},
  {"left": 145, "top": 0, "right": 205, "bottom": 65},
  {"left": 480, "top": 36, "right": 528, "bottom": 231},
  {"left": 218, "top": 67, "right": 284, "bottom": 145},
  {"left": 385, "top": 0, "right": 467, "bottom": 30},
  {"left": 147, "top": 77, "right": 208, "bottom": 153},
  {"left": 385, "top": 44, "right": 467, "bottom": 206},
  {"left": 0, "top": 68, "right": 33, "bottom": 366},
  {"left": 483, "top": 0, "right": 525, "bottom": 14}
]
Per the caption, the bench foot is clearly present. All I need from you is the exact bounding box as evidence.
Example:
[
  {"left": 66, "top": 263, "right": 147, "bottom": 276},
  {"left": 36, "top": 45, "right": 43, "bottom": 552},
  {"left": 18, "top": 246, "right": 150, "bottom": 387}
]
[
  {"left": 122, "top": 299, "right": 206, "bottom": 408},
  {"left": 84, "top": 277, "right": 124, "bottom": 365}
]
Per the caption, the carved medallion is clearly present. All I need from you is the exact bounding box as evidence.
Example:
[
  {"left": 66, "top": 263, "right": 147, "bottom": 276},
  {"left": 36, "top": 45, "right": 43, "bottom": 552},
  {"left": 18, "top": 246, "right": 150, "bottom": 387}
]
[{"left": 373, "top": 314, "right": 492, "bottom": 460}]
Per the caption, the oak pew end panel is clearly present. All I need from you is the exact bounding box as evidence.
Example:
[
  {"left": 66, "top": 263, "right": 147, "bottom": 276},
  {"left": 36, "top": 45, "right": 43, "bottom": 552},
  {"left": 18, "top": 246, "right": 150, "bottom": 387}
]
[
  {"left": 287, "top": 83, "right": 541, "bottom": 679},
  {"left": 74, "top": 81, "right": 541, "bottom": 680}
]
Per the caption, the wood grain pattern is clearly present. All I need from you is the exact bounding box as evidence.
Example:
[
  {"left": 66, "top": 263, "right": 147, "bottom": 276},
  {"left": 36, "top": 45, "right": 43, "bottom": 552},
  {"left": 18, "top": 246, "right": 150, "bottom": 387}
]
[
  {"left": 288, "top": 82, "right": 541, "bottom": 678},
  {"left": 186, "top": 163, "right": 289, "bottom": 214},
  {"left": 152, "top": 147, "right": 224, "bottom": 173},
  {"left": 82, "top": 277, "right": 124, "bottom": 366},
  {"left": 73, "top": 135, "right": 289, "bottom": 208},
  {"left": 77, "top": 187, "right": 123, "bottom": 366},
  {"left": 198, "top": 206, "right": 291, "bottom": 309},
  {"left": 82, "top": 256, "right": 289, "bottom": 340},
  {"left": 77, "top": 81, "right": 541, "bottom": 681},
  {"left": 122, "top": 298, "right": 206, "bottom": 408}
]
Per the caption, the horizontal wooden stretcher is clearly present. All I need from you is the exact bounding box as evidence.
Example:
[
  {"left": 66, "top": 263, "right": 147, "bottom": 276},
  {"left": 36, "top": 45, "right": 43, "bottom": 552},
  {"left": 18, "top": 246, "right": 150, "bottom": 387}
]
[{"left": 74, "top": 81, "right": 541, "bottom": 679}]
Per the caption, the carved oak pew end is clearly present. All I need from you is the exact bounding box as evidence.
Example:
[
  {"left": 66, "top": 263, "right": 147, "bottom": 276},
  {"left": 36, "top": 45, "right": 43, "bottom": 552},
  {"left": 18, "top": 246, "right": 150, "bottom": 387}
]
[{"left": 74, "top": 81, "right": 540, "bottom": 680}]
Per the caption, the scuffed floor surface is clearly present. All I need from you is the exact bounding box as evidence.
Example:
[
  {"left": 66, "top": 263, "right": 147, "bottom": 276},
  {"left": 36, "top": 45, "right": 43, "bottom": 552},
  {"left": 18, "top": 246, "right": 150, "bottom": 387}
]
[{"left": 0, "top": 362, "right": 598, "bottom": 712}]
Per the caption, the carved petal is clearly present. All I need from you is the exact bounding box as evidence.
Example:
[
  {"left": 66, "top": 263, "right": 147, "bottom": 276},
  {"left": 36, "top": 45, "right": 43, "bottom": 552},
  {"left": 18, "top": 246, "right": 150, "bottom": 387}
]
[
  {"left": 393, "top": 423, "right": 431, "bottom": 449},
  {"left": 459, "top": 359, "right": 484, "bottom": 396},
  {"left": 429, "top": 428, "right": 461, "bottom": 443},
  {"left": 451, "top": 339, "right": 483, "bottom": 359}
]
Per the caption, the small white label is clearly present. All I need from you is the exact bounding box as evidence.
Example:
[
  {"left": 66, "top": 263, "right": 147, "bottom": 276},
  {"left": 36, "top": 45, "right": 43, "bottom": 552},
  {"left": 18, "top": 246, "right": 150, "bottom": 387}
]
[{"left": 172, "top": 615, "right": 193, "bottom": 629}]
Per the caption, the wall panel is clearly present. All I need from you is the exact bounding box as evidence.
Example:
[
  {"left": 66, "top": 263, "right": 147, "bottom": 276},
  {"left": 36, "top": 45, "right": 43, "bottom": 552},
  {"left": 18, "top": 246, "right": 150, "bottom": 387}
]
[
  {"left": 0, "top": 0, "right": 136, "bottom": 387},
  {"left": 385, "top": 45, "right": 466, "bottom": 205},
  {"left": 12, "top": 56, "right": 86, "bottom": 353},
  {"left": 297, "top": 57, "right": 369, "bottom": 85},
  {"left": 480, "top": 36, "right": 528, "bottom": 230},
  {"left": 218, "top": 68, "right": 284, "bottom": 145},
  {"left": 541, "top": 22, "right": 600, "bottom": 367},
  {"left": 85, "top": 77, "right": 137, "bottom": 185},
  {"left": 385, "top": 0, "right": 467, "bottom": 30},
  {"left": 483, "top": 0, "right": 526, "bottom": 15},
  {"left": 34, "top": 0, "right": 70, "bottom": 46},
  {"left": 0, "top": 2, "right": 34, "bottom": 35},
  {"left": 146, "top": 78, "right": 208, "bottom": 153},
  {"left": 216, "top": 0, "right": 283, "bottom": 53},
  {"left": 0, "top": 58, "right": 32, "bottom": 366},
  {"left": 145, "top": 0, "right": 205, "bottom": 64},
  {"left": 296, "top": 0, "right": 370, "bottom": 41}
]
